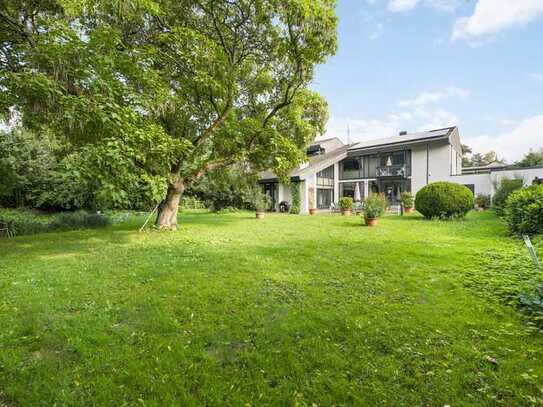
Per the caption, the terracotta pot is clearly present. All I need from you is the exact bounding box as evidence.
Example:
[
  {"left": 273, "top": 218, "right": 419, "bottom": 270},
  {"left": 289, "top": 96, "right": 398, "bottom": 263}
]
[
  {"left": 341, "top": 209, "right": 352, "bottom": 216},
  {"left": 365, "top": 217, "right": 378, "bottom": 227},
  {"left": 255, "top": 211, "right": 265, "bottom": 219},
  {"left": 404, "top": 207, "right": 414, "bottom": 213},
  {"left": 309, "top": 208, "right": 317, "bottom": 215}
]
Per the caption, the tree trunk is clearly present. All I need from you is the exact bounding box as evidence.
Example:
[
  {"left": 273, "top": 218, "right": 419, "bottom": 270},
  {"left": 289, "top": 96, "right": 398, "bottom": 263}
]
[{"left": 156, "top": 179, "right": 185, "bottom": 230}]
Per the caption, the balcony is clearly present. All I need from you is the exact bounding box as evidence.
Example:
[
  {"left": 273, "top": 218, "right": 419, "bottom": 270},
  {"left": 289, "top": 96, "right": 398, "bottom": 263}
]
[{"left": 376, "top": 165, "right": 408, "bottom": 178}]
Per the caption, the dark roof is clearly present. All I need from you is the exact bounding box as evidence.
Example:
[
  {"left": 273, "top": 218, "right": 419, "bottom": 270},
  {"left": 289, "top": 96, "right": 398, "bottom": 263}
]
[
  {"left": 259, "top": 145, "right": 348, "bottom": 182},
  {"left": 349, "top": 126, "right": 456, "bottom": 153}
]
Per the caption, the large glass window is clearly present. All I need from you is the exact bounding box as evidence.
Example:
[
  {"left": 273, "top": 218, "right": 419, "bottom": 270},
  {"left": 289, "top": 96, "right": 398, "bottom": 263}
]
[
  {"left": 339, "top": 157, "right": 361, "bottom": 179},
  {"left": 340, "top": 182, "right": 364, "bottom": 200},
  {"left": 378, "top": 151, "right": 411, "bottom": 176},
  {"left": 317, "top": 189, "right": 333, "bottom": 209},
  {"left": 368, "top": 155, "right": 379, "bottom": 178},
  {"left": 317, "top": 165, "right": 334, "bottom": 187},
  {"left": 341, "top": 151, "right": 412, "bottom": 179}
]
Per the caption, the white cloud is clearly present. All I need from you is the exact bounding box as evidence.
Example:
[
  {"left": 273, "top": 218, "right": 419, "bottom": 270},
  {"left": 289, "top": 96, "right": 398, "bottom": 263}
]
[
  {"left": 324, "top": 107, "right": 459, "bottom": 144},
  {"left": 465, "top": 115, "right": 543, "bottom": 161},
  {"left": 324, "top": 87, "right": 467, "bottom": 143},
  {"left": 388, "top": 0, "right": 420, "bottom": 12},
  {"left": 416, "top": 108, "right": 459, "bottom": 131},
  {"left": 397, "top": 86, "right": 470, "bottom": 108},
  {"left": 452, "top": 0, "right": 543, "bottom": 42},
  {"left": 426, "top": 0, "right": 460, "bottom": 12},
  {"left": 387, "top": 0, "right": 458, "bottom": 12},
  {"left": 326, "top": 116, "right": 397, "bottom": 143}
]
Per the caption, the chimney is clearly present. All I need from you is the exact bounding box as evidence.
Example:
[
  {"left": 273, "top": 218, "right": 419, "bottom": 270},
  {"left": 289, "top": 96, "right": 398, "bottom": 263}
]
[{"left": 399, "top": 131, "right": 408, "bottom": 136}]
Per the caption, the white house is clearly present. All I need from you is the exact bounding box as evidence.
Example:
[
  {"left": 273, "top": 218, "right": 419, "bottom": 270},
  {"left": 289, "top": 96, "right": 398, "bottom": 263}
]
[{"left": 260, "top": 126, "right": 543, "bottom": 214}]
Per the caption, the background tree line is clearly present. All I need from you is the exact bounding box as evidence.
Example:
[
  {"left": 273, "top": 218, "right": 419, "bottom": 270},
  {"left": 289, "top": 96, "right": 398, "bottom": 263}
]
[{"left": 462, "top": 144, "right": 543, "bottom": 168}]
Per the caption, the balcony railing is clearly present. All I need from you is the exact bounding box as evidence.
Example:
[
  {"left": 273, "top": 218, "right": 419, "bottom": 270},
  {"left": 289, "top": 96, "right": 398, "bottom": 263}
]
[{"left": 376, "top": 165, "right": 407, "bottom": 178}]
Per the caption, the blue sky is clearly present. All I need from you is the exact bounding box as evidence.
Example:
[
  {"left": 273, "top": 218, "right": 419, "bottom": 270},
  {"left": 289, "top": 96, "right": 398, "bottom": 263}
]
[{"left": 312, "top": 0, "right": 543, "bottom": 162}]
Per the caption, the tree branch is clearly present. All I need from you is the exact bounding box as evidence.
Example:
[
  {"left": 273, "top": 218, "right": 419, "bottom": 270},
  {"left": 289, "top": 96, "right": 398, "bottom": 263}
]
[{"left": 185, "top": 157, "right": 235, "bottom": 187}]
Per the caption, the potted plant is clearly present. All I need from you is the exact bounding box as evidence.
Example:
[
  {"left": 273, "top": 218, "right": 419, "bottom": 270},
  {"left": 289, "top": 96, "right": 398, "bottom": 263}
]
[
  {"left": 363, "top": 193, "right": 387, "bottom": 226},
  {"left": 475, "top": 194, "right": 490, "bottom": 211},
  {"left": 252, "top": 188, "right": 270, "bottom": 219},
  {"left": 400, "top": 191, "right": 415, "bottom": 213},
  {"left": 338, "top": 197, "right": 353, "bottom": 216},
  {"left": 308, "top": 187, "right": 317, "bottom": 215}
]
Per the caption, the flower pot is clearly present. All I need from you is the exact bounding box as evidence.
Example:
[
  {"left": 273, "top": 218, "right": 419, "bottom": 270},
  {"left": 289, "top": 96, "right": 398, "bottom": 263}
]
[
  {"left": 365, "top": 217, "right": 378, "bottom": 227},
  {"left": 341, "top": 209, "right": 352, "bottom": 216},
  {"left": 309, "top": 208, "right": 317, "bottom": 215},
  {"left": 256, "top": 211, "right": 265, "bottom": 219},
  {"left": 404, "top": 207, "right": 414, "bottom": 214}
]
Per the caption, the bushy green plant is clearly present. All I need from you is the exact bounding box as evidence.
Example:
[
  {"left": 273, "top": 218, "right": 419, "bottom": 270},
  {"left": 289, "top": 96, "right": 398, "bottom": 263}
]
[
  {"left": 415, "top": 182, "right": 474, "bottom": 219},
  {"left": 181, "top": 196, "right": 206, "bottom": 210},
  {"left": 338, "top": 197, "right": 353, "bottom": 210},
  {"left": 50, "top": 211, "right": 110, "bottom": 230},
  {"left": 0, "top": 209, "right": 110, "bottom": 237},
  {"left": 187, "top": 167, "right": 256, "bottom": 212},
  {"left": 519, "top": 284, "right": 543, "bottom": 320},
  {"left": 0, "top": 209, "right": 50, "bottom": 236},
  {"left": 475, "top": 194, "right": 491, "bottom": 209},
  {"left": 400, "top": 191, "right": 414, "bottom": 209},
  {"left": 0, "top": 128, "right": 60, "bottom": 208},
  {"left": 363, "top": 193, "right": 387, "bottom": 219},
  {"left": 493, "top": 178, "right": 524, "bottom": 216},
  {"left": 504, "top": 185, "right": 543, "bottom": 236},
  {"left": 249, "top": 187, "right": 271, "bottom": 212},
  {"left": 290, "top": 182, "right": 301, "bottom": 214}
]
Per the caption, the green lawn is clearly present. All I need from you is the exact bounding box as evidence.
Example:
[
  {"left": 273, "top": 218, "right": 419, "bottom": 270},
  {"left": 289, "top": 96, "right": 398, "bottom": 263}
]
[{"left": 1, "top": 211, "right": 542, "bottom": 405}]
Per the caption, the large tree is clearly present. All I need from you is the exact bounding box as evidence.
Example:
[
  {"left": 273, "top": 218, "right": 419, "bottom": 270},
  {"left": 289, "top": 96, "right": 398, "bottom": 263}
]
[
  {"left": 0, "top": 0, "right": 337, "bottom": 228},
  {"left": 462, "top": 144, "right": 505, "bottom": 168},
  {"left": 515, "top": 148, "right": 543, "bottom": 168}
]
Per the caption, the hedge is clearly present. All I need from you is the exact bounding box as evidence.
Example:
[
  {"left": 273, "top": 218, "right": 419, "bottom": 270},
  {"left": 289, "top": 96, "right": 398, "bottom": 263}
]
[
  {"left": 493, "top": 178, "right": 524, "bottom": 216},
  {"left": 504, "top": 185, "right": 543, "bottom": 236}
]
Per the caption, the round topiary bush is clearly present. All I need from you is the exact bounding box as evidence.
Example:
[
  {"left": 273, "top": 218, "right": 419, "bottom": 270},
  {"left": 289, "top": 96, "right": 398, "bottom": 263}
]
[
  {"left": 504, "top": 185, "right": 543, "bottom": 236},
  {"left": 415, "top": 182, "right": 474, "bottom": 219}
]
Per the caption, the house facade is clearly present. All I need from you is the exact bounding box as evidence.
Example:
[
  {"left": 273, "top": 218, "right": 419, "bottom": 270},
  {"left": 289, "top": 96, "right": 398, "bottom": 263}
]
[{"left": 259, "top": 126, "right": 543, "bottom": 214}]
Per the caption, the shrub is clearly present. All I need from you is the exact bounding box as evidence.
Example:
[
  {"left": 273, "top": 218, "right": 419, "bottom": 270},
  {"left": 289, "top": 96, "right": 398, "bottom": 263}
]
[
  {"left": 415, "top": 182, "right": 474, "bottom": 219},
  {"left": 475, "top": 194, "right": 491, "bottom": 209},
  {"left": 338, "top": 197, "right": 353, "bottom": 210},
  {"left": 290, "top": 182, "right": 301, "bottom": 214},
  {"left": 519, "top": 284, "right": 543, "bottom": 321},
  {"left": 249, "top": 187, "right": 271, "bottom": 212},
  {"left": 363, "top": 193, "right": 387, "bottom": 219},
  {"left": 400, "top": 192, "right": 414, "bottom": 209},
  {"left": 0, "top": 209, "right": 50, "bottom": 236},
  {"left": 493, "top": 178, "right": 524, "bottom": 216},
  {"left": 0, "top": 209, "right": 110, "bottom": 237},
  {"left": 181, "top": 196, "right": 206, "bottom": 210},
  {"left": 49, "top": 211, "right": 110, "bottom": 230},
  {"left": 504, "top": 185, "right": 543, "bottom": 236}
]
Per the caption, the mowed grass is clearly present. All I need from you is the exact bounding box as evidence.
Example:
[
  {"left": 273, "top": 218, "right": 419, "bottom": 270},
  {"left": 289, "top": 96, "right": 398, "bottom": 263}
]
[{"left": 1, "top": 210, "right": 543, "bottom": 405}]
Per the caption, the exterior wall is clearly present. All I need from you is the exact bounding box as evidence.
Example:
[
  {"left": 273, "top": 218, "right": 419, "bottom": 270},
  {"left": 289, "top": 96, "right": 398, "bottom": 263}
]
[
  {"left": 449, "top": 173, "right": 493, "bottom": 196},
  {"left": 278, "top": 183, "right": 292, "bottom": 205},
  {"left": 450, "top": 167, "right": 543, "bottom": 197},
  {"left": 428, "top": 141, "right": 452, "bottom": 184},
  {"left": 410, "top": 144, "right": 428, "bottom": 195},
  {"left": 410, "top": 141, "right": 453, "bottom": 195}
]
